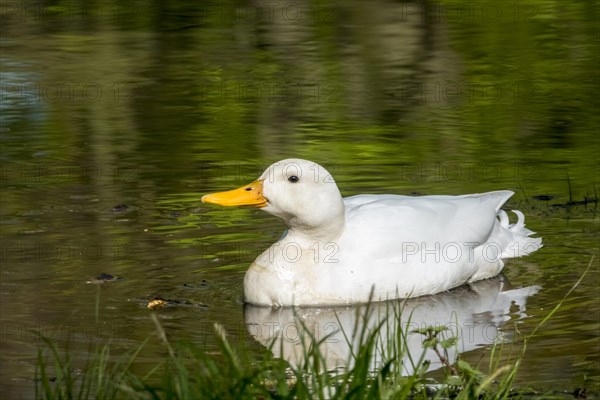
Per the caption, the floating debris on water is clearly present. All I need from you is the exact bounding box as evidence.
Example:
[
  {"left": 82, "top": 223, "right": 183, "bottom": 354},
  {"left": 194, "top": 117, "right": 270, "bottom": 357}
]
[
  {"left": 181, "top": 279, "right": 210, "bottom": 289},
  {"left": 86, "top": 273, "right": 123, "bottom": 284},
  {"left": 144, "top": 296, "right": 208, "bottom": 309},
  {"left": 531, "top": 195, "right": 557, "bottom": 201},
  {"left": 112, "top": 204, "right": 130, "bottom": 213},
  {"left": 147, "top": 298, "right": 167, "bottom": 309}
]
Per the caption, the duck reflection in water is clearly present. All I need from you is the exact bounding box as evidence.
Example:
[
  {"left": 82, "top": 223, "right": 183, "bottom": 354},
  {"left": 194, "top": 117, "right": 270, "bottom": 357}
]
[{"left": 244, "top": 275, "right": 540, "bottom": 374}]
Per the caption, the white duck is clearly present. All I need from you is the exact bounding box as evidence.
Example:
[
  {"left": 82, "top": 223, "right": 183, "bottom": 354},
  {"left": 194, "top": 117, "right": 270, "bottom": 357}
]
[{"left": 202, "top": 159, "right": 541, "bottom": 306}]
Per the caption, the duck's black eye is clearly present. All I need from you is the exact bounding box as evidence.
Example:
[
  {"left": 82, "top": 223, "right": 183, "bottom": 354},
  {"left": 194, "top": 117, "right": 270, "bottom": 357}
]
[{"left": 287, "top": 175, "right": 299, "bottom": 183}]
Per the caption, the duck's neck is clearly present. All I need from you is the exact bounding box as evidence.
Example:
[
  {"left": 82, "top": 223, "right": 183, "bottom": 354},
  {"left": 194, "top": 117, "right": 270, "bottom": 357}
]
[
  {"left": 288, "top": 219, "right": 344, "bottom": 244},
  {"left": 286, "top": 203, "right": 345, "bottom": 244}
]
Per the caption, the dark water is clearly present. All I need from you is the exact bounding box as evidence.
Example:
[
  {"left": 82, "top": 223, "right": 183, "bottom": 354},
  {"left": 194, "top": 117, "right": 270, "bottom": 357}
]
[{"left": 1, "top": 0, "right": 599, "bottom": 398}]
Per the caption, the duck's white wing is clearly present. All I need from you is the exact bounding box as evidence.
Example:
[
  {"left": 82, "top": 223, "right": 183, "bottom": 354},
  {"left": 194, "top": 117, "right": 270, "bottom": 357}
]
[
  {"left": 341, "top": 190, "right": 513, "bottom": 249},
  {"left": 341, "top": 191, "right": 513, "bottom": 276},
  {"left": 318, "top": 191, "right": 516, "bottom": 300}
]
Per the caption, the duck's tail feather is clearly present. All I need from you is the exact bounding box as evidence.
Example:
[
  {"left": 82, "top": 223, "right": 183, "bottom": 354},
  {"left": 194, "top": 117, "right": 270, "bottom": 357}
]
[
  {"left": 469, "top": 208, "right": 541, "bottom": 283},
  {"left": 498, "top": 209, "right": 543, "bottom": 258}
]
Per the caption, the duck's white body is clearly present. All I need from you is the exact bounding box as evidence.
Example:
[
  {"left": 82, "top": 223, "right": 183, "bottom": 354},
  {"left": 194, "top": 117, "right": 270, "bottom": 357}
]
[{"left": 203, "top": 159, "right": 542, "bottom": 306}]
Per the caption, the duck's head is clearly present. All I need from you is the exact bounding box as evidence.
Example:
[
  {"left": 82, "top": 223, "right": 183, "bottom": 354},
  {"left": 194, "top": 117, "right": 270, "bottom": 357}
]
[{"left": 202, "top": 159, "right": 345, "bottom": 238}]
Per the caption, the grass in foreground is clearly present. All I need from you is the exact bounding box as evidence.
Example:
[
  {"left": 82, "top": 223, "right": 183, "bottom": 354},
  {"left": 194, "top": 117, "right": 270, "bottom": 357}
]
[{"left": 35, "top": 258, "right": 594, "bottom": 400}]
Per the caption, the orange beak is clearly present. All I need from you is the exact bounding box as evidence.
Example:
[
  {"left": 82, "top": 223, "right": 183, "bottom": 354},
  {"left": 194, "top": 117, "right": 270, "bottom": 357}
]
[{"left": 201, "top": 180, "right": 267, "bottom": 207}]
